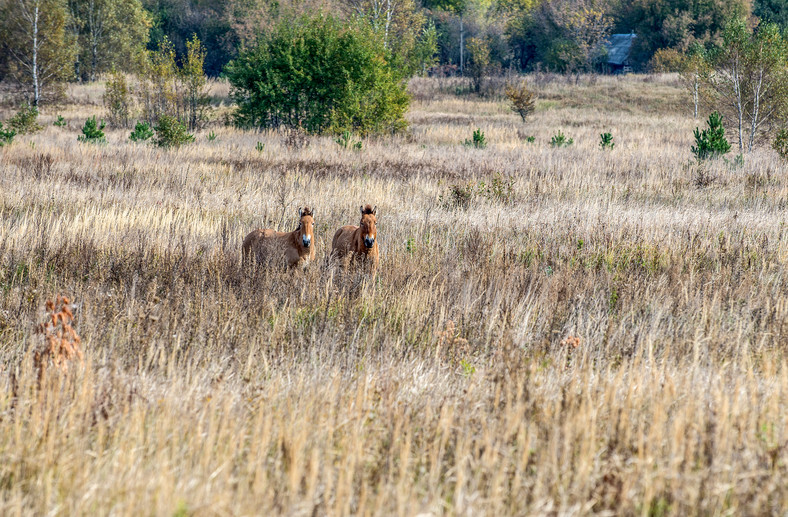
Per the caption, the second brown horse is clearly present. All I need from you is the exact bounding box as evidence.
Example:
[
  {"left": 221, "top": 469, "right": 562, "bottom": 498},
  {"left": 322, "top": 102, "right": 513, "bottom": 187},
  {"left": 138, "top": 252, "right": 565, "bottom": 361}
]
[
  {"left": 242, "top": 207, "right": 315, "bottom": 268},
  {"left": 331, "top": 205, "right": 379, "bottom": 275}
]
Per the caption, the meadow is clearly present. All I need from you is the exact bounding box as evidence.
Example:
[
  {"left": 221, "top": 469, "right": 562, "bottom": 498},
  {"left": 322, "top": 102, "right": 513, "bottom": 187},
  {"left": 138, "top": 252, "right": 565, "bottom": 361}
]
[{"left": 0, "top": 73, "right": 787, "bottom": 516}]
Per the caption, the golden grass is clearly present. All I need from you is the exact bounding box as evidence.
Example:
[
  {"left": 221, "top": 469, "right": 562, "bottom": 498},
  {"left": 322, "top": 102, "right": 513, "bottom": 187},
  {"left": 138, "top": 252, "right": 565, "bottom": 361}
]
[{"left": 0, "top": 74, "right": 787, "bottom": 515}]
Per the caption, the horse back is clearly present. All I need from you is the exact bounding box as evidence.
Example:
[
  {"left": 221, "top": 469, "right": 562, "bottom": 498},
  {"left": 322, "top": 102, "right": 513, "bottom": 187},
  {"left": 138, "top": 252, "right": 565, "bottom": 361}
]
[{"left": 332, "top": 225, "right": 358, "bottom": 256}]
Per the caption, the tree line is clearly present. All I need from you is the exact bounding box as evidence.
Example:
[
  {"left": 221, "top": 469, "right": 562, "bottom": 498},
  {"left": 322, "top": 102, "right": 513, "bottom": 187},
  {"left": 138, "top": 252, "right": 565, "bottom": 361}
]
[{"left": 3, "top": 0, "right": 784, "bottom": 93}]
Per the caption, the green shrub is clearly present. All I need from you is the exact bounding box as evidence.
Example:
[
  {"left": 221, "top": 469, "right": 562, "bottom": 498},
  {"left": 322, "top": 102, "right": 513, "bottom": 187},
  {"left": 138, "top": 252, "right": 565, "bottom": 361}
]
[
  {"left": 692, "top": 111, "right": 730, "bottom": 160},
  {"left": 255, "top": 141, "right": 265, "bottom": 153},
  {"left": 439, "top": 173, "right": 514, "bottom": 210},
  {"left": 335, "top": 130, "right": 362, "bottom": 150},
  {"left": 464, "top": 128, "right": 487, "bottom": 149},
  {"left": 153, "top": 115, "right": 194, "bottom": 148},
  {"left": 129, "top": 121, "right": 154, "bottom": 142},
  {"left": 477, "top": 173, "right": 515, "bottom": 204},
  {"left": 0, "top": 123, "right": 16, "bottom": 146},
  {"left": 226, "top": 14, "right": 409, "bottom": 136},
  {"left": 104, "top": 70, "right": 132, "bottom": 129},
  {"left": 9, "top": 105, "right": 42, "bottom": 135},
  {"left": 550, "top": 130, "right": 573, "bottom": 147},
  {"left": 772, "top": 128, "right": 788, "bottom": 160},
  {"left": 600, "top": 132, "right": 614, "bottom": 150},
  {"left": 505, "top": 82, "right": 536, "bottom": 122},
  {"left": 77, "top": 116, "right": 106, "bottom": 143},
  {"left": 207, "top": 130, "right": 217, "bottom": 141},
  {"left": 53, "top": 115, "right": 66, "bottom": 127}
]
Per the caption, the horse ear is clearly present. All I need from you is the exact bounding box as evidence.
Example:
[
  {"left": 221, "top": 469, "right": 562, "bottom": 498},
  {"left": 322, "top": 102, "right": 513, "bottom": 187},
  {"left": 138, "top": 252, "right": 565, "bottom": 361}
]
[
  {"left": 372, "top": 205, "right": 377, "bottom": 215},
  {"left": 360, "top": 205, "right": 364, "bottom": 215},
  {"left": 299, "top": 207, "right": 303, "bottom": 217}
]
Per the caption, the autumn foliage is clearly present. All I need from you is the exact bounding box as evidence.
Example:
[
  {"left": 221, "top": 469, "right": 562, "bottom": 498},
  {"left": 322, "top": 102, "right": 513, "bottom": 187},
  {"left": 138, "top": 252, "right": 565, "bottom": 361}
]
[{"left": 34, "top": 295, "right": 83, "bottom": 375}]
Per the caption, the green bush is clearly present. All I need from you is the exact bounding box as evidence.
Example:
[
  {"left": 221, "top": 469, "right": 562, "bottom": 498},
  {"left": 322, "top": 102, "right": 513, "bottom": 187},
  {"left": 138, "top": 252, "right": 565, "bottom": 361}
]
[
  {"left": 53, "top": 115, "right": 66, "bottom": 127},
  {"left": 104, "top": 70, "right": 132, "bottom": 129},
  {"left": 129, "top": 121, "right": 154, "bottom": 142},
  {"left": 77, "top": 116, "right": 106, "bottom": 143},
  {"left": 0, "top": 123, "right": 16, "bottom": 146},
  {"left": 600, "top": 132, "right": 614, "bottom": 150},
  {"left": 550, "top": 130, "right": 573, "bottom": 148},
  {"left": 335, "top": 130, "right": 362, "bottom": 150},
  {"left": 9, "top": 105, "right": 43, "bottom": 135},
  {"left": 153, "top": 116, "right": 194, "bottom": 148},
  {"left": 772, "top": 128, "right": 788, "bottom": 160},
  {"left": 439, "top": 173, "right": 514, "bottom": 210},
  {"left": 226, "top": 14, "right": 409, "bottom": 136},
  {"left": 692, "top": 111, "right": 730, "bottom": 160},
  {"left": 464, "top": 128, "right": 487, "bottom": 149}
]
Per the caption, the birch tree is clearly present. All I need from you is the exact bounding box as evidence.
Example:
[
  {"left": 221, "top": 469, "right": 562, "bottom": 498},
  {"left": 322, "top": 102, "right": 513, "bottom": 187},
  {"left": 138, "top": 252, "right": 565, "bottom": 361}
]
[
  {"left": 705, "top": 19, "right": 788, "bottom": 153},
  {"left": 678, "top": 43, "right": 710, "bottom": 120},
  {"left": 68, "top": 0, "right": 150, "bottom": 82},
  {"left": 1, "top": 0, "right": 76, "bottom": 105}
]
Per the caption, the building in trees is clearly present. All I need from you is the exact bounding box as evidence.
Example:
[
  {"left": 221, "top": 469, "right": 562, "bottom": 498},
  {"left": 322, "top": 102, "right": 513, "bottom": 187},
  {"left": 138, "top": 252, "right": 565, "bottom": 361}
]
[{"left": 604, "top": 33, "right": 636, "bottom": 73}]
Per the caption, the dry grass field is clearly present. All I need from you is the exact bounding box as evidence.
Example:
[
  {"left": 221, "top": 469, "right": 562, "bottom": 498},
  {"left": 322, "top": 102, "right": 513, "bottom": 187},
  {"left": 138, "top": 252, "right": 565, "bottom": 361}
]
[{"left": 1, "top": 73, "right": 788, "bottom": 516}]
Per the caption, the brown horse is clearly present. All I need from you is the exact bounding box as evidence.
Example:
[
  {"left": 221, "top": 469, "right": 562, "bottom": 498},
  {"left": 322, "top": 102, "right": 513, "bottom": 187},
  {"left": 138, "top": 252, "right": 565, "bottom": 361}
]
[
  {"left": 242, "top": 207, "right": 315, "bottom": 268},
  {"left": 331, "top": 205, "right": 379, "bottom": 275}
]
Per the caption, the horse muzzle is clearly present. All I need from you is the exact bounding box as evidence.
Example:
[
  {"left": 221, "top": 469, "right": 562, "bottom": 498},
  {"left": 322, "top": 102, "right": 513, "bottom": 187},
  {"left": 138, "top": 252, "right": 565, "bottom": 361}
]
[
  {"left": 364, "top": 237, "right": 375, "bottom": 249},
  {"left": 302, "top": 236, "right": 312, "bottom": 248}
]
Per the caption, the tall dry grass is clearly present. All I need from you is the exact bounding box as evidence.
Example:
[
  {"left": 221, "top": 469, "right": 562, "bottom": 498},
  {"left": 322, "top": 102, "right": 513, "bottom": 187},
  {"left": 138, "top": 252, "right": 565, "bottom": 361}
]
[{"left": 0, "top": 74, "right": 787, "bottom": 515}]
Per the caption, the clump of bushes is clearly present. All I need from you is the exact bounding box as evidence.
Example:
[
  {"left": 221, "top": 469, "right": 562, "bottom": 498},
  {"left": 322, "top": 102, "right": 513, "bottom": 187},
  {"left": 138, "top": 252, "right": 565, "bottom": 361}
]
[
  {"left": 104, "top": 69, "right": 132, "bottom": 129},
  {"left": 129, "top": 121, "right": 154, "bottom": 142},
  {"left": 336, "top": 131, "right": 362, "bottom": 150},
  {"left": 226, "top": 14, "right": 409, "bottom": 136},
  {"left": 77, "top": 116, "right": 106, "bottom": 143},
  {"left": 439, "top": 173, "right": 514, "bottom": 210},
  {"left": 550, "top": 130, "right": 573, "bottom": 147},
  {"left": 9, "top": 105, "right": 42, "bottom": 135},
  {"left": 0, "top": 123, "right": 16, "bottom": 146},
  {"left": 464, "top": 128, "right": 487, "bottom": 149},
  {"left": 600, "top": 132, "right": 614, "bottom": 150},
  {"left": 772, "top": 128, "right": 788, "bottom": 160},
  {"left": 153, "top": 115, "right": 194, "bottom": 148},
  {"left": 53, "top": 115, "right": 67, "bottom": 127},
  {"left": 692, "top": 111, "right": 730, "bottom": 160},
  {"left": 505, "top": 82, "right": 536, "bottom": 122}
]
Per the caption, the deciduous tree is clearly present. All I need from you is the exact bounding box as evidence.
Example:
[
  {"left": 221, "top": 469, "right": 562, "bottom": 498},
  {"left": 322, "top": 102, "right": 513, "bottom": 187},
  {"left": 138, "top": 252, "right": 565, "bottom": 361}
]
[{"left": 1, "top": 0, "right": 77, "bottom": 105}]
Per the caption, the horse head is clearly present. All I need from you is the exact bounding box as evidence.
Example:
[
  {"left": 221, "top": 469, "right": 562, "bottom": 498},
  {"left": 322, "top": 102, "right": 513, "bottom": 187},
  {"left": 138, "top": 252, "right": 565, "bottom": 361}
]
[
  {"left": 298, "top": 207, "right": 315, "bottom": 248},
  {"left": 359, "top": 205, "right": 377, "bottom": 249}
]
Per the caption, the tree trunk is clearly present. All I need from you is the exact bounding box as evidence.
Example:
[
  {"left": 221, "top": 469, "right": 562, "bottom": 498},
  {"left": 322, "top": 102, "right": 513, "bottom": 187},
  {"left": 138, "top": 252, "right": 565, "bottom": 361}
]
[
  {"left": 384, "top": 0, "right": 391, "bottom": 50},
  {"left": 32, "top": 2, "right": 40, "bottom": 106},
  {"left": 748, "top": 68, "right": 764, "bottom": 153},
  {"left": 459, "top": 14, "right": 464, "bottom": 77},
  {"left": 693, "top": 78, "right": 698, "bottom": 119}
]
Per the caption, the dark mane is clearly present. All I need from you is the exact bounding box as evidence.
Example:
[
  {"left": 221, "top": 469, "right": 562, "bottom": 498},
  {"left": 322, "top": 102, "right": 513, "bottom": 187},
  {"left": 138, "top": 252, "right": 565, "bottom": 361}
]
[{"left": 361, "top": 205, "right": 374, "bottom": 215}]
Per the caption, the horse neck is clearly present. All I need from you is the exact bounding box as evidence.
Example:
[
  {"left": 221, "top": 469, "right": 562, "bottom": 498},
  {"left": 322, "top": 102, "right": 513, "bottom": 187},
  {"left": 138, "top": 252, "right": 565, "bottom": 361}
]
[
  {"left": 289, "top": 228, "right": 305, "bottom": 253},
  {"left": 354, "top": 226, "right": 368, "bottom": 254}
]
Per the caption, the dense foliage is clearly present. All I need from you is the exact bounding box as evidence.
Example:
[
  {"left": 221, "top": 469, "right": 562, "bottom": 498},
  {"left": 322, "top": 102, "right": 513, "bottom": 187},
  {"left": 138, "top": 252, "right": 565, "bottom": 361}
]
[{"left": 226, "top": 15, "right": 409, "bottom": 135}]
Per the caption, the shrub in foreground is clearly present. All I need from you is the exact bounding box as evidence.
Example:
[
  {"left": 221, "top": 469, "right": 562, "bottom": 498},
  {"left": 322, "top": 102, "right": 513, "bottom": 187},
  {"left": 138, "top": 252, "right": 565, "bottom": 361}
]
[
  {"left": 9, "top": 105, "right": 43, "bottom": 134},
  {"left": 77, "top": 116, "right": 106, "bottom": 143},
  {"left": 692, "top": 111, "right": 730, "bottom": 160},
  {"left": 153, "top": 116, "right": 194, "bottom": 148},
  {"left": 129, "top": 121, "right": 154, "bottom": 142},
  {"left": 0, "top": 123, "right": 16, "bottom": 146}
]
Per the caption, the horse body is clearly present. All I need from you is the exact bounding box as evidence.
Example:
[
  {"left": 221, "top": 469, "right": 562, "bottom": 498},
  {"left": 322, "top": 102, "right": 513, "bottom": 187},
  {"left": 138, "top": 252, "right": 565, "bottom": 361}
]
[
  {"left": 332, "top": 205, "right": 378, "bottom": 274},
  {"left": 243, "top": 207, "right": 315, "bottom": 268}
]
